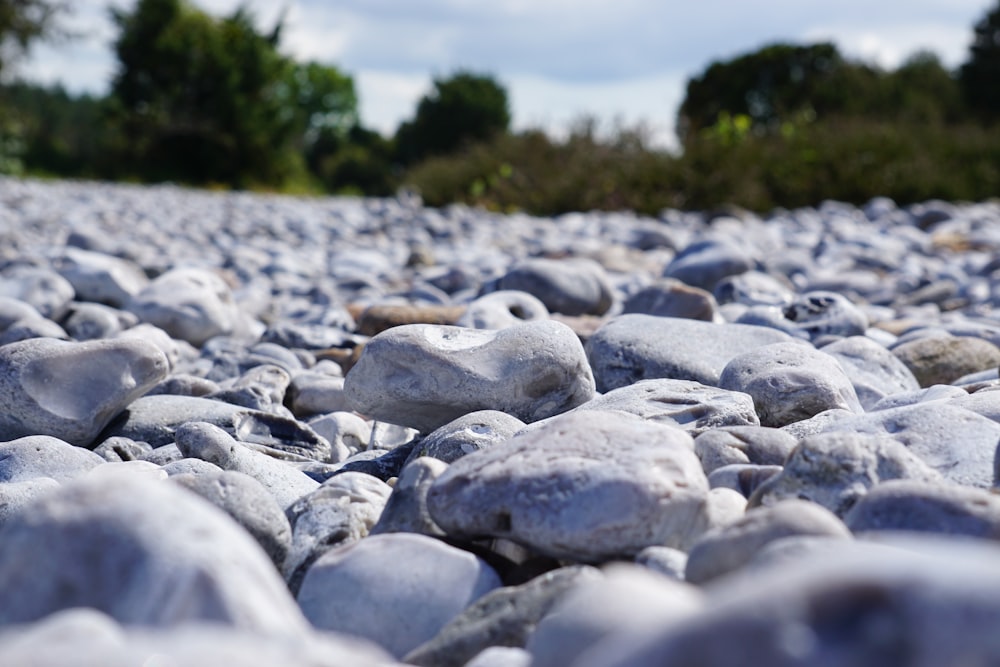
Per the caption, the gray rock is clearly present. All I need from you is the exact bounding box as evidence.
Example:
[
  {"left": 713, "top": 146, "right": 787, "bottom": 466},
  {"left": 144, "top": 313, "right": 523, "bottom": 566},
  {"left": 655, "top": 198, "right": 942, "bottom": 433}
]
[
  {"left": 892, "top": 334, "right": 1000, "bottom": 387},
  {"left": 284, "top": 472, "right": 392, "bottom": 592},
  {"left": 174, "top": 421, "right": 319, "bottom": 511},
  {"left": 845, "top": 479, "right": 1000, "bottom": 537},
  {"left": 820, "top": 335, "right": 921, "bottom": 409},
  {"left": 307, "top": 411, "right": 368, "bottom": 460},
  {"left": 456, "top": 290, "right": 550, "bottom": 329},
  {"left": 146, "top": 372, "right": 220, "bottom": 397},
  {"left": 0, "top": 337, "right": 169, "bottom": 446},
  {"left": 287, "top": 371, "right": 346, "bottom": 418},
  {"left": 497, "top": 257, "right": 613, "bottom": 316},
  {"left": 684, "top": 500, "right": 852, "bottom": 584},
  {"left": 781, "top": 290, "right": 869, "bottom": 342},
  {"left": 0, "top": 265, "right": 75, "bottom": 321},
  {"left": 585, "top": 314, "right": 796, "bottom": 391},
  {"left": 713, "top": 271, "right": 794, "bottom": 307},
  {"left": 115, "top": 322, "right": 191, "bottom": 370},
  {"left": 208, "top": 363, "right": 292, "bottom": 415},
  {"left": 0, "top": 316, "right": 69, "bottom": 344},
  {"left": 0, "top": 435, "right": 105, "bottom": 483},
  {"left": 170, "top": 469, "right": 293, "bottom": 570},
  {"left": 748, "top": 432, "right": 943, "bottom": 516},
  {"left": 693, "top": 426, "right": 797, "bottom": 474},
  {"left": 370, "top": 456, "right": 449, "bottom": 537},
  {"left": 0, "top": 477, "right": 60, "bottom": 527},
  {"left": 427, "top": 410, "right": 711, "bottom": 560},
  {"left": 0, "top": 473, "right": 310, "bottom": 635},
  {"left": 297, "top": 532, "right": 502, "bottom": 658},
  {"left": 719, "top": 342, "right": 863, "bottom": 427},
  {"left": 663, "top": 238, "right": 754, "bottom": 291},
  {"left": 160, "top": 457, "right": 224, "bottom": 476},
  {"left": 464, "top": 646, "right": 531, "bottom": 667},
  {"left": 623, "top": 278, "right": 720, "bottom": 322},
  {"left": 406, "top": 410, "right": 525, "bottom": 465},
  {"left": 404, "top": 565, "right": 601, "bottom": 667},
  {"left": 634, "top": 546, "right": 688, "bottom": 580},
  {"left": 870, "top": 383, "right": 967, "bottom": 411},
  {"left": 63, "top": 302, "right": 137, "bottom": 341},
  {"left": 0, "top": 296, "right": 43, "bottom": 329},
  {"left": 571, "top": 379, "right": 759, "bottom": 435},
  {"left": 782, "top": 402, "right": 1000, "bottom": 488},
  {"left": 345, "top": 320, "right": 595, "bottom": 432},
  {"left": 527, "top": 563, "right": 703, "bottom": 667},
  {"left": 707, "top": 464, "right": 783, "bottom": 497},
  {"left": 576, "top": 538, "right": 1000, "bottom": 667},
  {"left": 127, "top": 267, "right": 244, "bottom": 346},
  {"left": 51, "top": 247, "right": 148, "bottom": 308}
]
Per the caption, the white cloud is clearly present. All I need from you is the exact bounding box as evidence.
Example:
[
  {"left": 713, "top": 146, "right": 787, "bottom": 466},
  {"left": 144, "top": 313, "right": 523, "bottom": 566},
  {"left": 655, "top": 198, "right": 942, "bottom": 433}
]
[{"left": 802, "top": 23, "right": 973, "bottom": 69}]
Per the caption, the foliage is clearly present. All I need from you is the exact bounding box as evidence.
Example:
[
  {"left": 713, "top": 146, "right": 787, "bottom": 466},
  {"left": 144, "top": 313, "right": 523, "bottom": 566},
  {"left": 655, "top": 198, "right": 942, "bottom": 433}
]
[
  {"left": 395, "top": 71, "right": 511, "bottom": 165},
  {"left": 960, "top": 0, "right": 1000, "bottom": 119},
  {"left": 0, "top": 0, "right": 67, "bottom": 78}
]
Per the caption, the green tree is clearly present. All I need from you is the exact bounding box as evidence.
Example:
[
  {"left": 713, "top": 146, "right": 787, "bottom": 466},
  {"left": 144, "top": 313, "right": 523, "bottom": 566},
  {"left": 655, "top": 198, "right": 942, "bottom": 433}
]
[
  {"left": 0, "top": 0, "right": 67, "bottom": 79},
  {"left": 395, "top": 71, "right": 510, "bottom": 165},
  {"left": 960, "top": 0, "right": 1000, "bottom": 119}
]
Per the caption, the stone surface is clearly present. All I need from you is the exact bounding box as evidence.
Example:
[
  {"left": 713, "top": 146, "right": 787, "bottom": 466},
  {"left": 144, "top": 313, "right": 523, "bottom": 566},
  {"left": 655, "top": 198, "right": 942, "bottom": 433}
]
[
  {"left": 0, "top": 435, "right": 105, "bottom": 483},
  {"left": 345, "top": 320, "right": 595, "bottom": 432},
  {"left": 496, "top": 257, "right": 613, "bottom": 316},
  {"left": 845, "top": 479, "right": 1000, "bottom": 538},
  {"left": 892, "top": 334, "right": 1000, "bottom": 387},
  {"left": 719, "top": 342, "right": 863, "bottom": 427},
  {"left": 662, "top": 238, "right": 754, "bottom": 291},
  {"left": 405, "top": 410, "right": 525, "bottom": 465},
  {"left": 571, "top": 379, "right": 759, "bottom": 435},
  {"left": 297, "top": 532, "right": 502, "bottom": 658},
  {"left": 427, "top": 410, "right": 711, "bottom": 560},
  {"left": 369, "top": 456, "right": 449, "bottom": 537},
  {"left": 693, "top": 426, "right": 797, "bottom": 474},
  {"left": 0, "top": 265, "right": 74, "bottom": 321},
  {"left": 623, "top": 278, "right": 720, "bottom": 322},
  {"left": 748, "top": 432, "right": 943, "bottom": 516},
  {"left": 820, "top": 335, "right": 921, "bottom": 409},
  {"left": 51, "top": 247, "right": 148, "bottom": 308},
  {"left": 0, "top": 337, "right": 169, "bottom": 446},
  {"left": 585, "top": 314, "right": 796, "bottom": 391},
  {"left": 685, "top": 500, "right": 852, "bottom": 584},
  {"left": 0, "top": 473, "right": 310, "bottom": 635},
  {"left": 456, "top": 290, "right": 550, "bottom": 330}
]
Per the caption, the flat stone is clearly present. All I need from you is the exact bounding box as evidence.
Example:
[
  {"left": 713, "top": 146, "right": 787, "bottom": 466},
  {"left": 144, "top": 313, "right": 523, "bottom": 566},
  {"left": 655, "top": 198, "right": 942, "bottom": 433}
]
[
  {"left": 497, "top": 257, "right": 613, "bottom": 316},
  {"left": 780, "top": 290, "right": 869, "bottom": 342},
  {"left": 623, "top": 278, "right": 720, "bottom": 322},
  {"left": 284, "top": 472, "right": 392, "bottom": 593},
  {"left": 287, "top": 371, "right": 346, "bottom": 418},
  {"left": 845, "top": 479, "right": 1000, "bottom": 538},
  {"left": 719, "top": 342, "right": 864, "bottom": 427},
  {"left": 51, "top": 247, "right": 148, "bottom": 308},
  {"left": 713, "top": 271, "right": 794, "bottom": 307},
  {"left": 404, "top": 565, "right": 601, "bottom": 667},
  {"left": 0, "top": 473, "right": 310, "bottom": 636},
  {"left": 0, "top": 435, "right": 105, "bottom": 483},
  {"left": 585, "top": 314, "right": 797, "bottom": 391},
  {"left": 571, "top": 379, "right": 759, "bottom": 435},
  {"left": 693, "top": 426, "right": 797, "bottom": 474},
  {"left": 0, "top": 337, "right": 169, "bottom": 446},
  {"left": 634, "top": 546, "right": 688, "bottom": 580},
  {"left": 892, "top": 334, "right": 1000, "bottom": 387},
  {"left": 345, "top": 320, "right": 595, "bottom": 432},
  {"left": 707, "top": 463, "right": 783, "bottom": 498},
  {"left": 748, "top": 432, "right": 943, "bottom": 516},
  {"left": 684, "top": 500, "right": 852, "bottom": 584},
  {"left": 297, "top": 532, "right": 502, "bottom": 658},
  {"left": 427, "top": 410, "right": 711, "bottom": 560},
  {"left": 820, "top": 335, "right": 921, "bottom": 409},
  {"left": 355, "top": 303, "right": 467, "bottom": 336}
]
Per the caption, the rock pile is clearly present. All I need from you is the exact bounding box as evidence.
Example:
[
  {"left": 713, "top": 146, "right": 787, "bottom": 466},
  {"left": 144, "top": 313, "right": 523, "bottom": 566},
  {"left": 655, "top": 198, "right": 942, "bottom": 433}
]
[{"left": 3, "top": 177, "right": 1000, "bottom": 665}]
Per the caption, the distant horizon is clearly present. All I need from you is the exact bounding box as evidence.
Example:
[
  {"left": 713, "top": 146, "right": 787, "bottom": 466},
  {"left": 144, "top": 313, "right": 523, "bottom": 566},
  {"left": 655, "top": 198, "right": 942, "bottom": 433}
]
[{"left": 15, "top": 0, "right": 995, "bottom": 149}]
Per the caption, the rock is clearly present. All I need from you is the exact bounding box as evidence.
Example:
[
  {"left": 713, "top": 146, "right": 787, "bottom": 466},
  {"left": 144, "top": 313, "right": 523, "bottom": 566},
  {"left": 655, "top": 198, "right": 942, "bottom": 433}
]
[
  {"left": 208, "top": 363, "right": 291, "bottom": 414},
  {"left": 91, "top": 436, "right": 153, "bottom": 462},
  {"left": 297, "top": 532, "right": 502, "bottom": 658},
  {"left": 820, "top": 335, "right": 921, "bottom": 409},
  {"left": 0, "top": 337, "right": 169, "bottom": 446},
  {"left": 782, "top": 402, "right": 1000, "bottom": 488},
  {"left": 684, "top": 500, "right": 852, "bottom": 584},
  {"left": 370, "top": 456, "right": 449, "bottom": 537},
  {"left": 748, "top": 432, "right": 943, "bottom": 516},
  {"left": 585, "top": 315, "right": 796, "bottom": 391},
  {"left": 173, "top": 421, "right": 319, "bottom": 511},
  {"left": 779, "top": 291, "right": 869, "bottom": 342},
  {"left": 693, "top": 426, "right": 797, "bottom": 474},
  {"left": 713, "top": 271, "right": 794, "bottom": 307},
  {"left": 345, "top": 320, "right": 595, "bottom": 432},
  {"left": 571, "top": 379, "right": 759, "bottom": 435},
  {"left": 0, "top": 296, "right": 44, "bottom": 329},
  {"left": 170, "top": 469, "right": 293, "bottom": 570},
  {"left": 707, "top": 464, "right": 783, "bottom": 497},
  {"left": 307, "top": 411, "right": 367, "bottom": 460},
  {"left": 456, "top": 291, "right": 550, "bottom": 330},
  {"left": 845, "top": 479, "right": 1000, "bottom": 538},
  {"left": 115, "top": 322, "right": 190, "bottom": 370},
  {"left": 496, "top": 257, "right": 613, "bottom": 316},
  {"left": 284, "top": 472, "right": 392, "bottom": 593},
  {"left": 0, "top": 265, "right": 75, "bottom": 321},
  {"left": 622, "top": 278, "right": 720, "bottom": 322},
  {"left": 403, "top": 565, "right": 601, "bottom": 667},
  {"left": 0, "top": 478, "right": 60, "bottom": 527},
  {"left": 464, "top": 646, "right": 531, "bottom": 667},
  {"left": 526, "top": 564, "right": 703, "bottom": 667},
  {"left": 0, "top": 473, "right": 310, "bottom": 635},
  {"left": 892, "top": 334, "right": 1000, "bottom": 387},
  {"left": 127, "top": 267, "right": 244, "bottom": 346},
  {"left": 62, "top": 302, "right": 138, "bottom": 341},
  {"left": 719, "top": 342, "right": 863, "bottom": 427},
  {"left": 287, "top": 370, "right": 346, "bottom": 417},
  {"left": 427, "top": 410, "right": 711, "bottom": 560},
  {"left": 356, "top": 303, "right": 467, "bottom": 336},
  {"left": 634, "top": 546, "right": 689, "bottom": 580},
  {"left": 0, "top": 315, "right": 68, "bottom": 344},
  {"left": 0, "top": 435, "right": 105, "bottom": 483},
  {"left": 405, "top": 410, "right": 525, "bottom": 465},
  {"left": 51, "top": 247, "right": 148, "bottom": 308},
  {"left": 662, "top": 238, "right": 754, "bottom": 291}
]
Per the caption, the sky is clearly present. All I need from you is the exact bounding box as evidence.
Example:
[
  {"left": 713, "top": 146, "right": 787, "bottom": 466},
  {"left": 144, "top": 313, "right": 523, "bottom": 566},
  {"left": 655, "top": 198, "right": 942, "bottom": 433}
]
[{"left": 15, "top": 0, "right": 996, "bottom": 149}]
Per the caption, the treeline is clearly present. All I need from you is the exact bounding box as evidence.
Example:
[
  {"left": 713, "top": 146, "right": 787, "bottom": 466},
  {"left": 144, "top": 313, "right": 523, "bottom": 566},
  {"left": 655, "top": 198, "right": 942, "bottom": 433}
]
[{"left": 2, "top": 0, "right": 1000, "bottom": 213}]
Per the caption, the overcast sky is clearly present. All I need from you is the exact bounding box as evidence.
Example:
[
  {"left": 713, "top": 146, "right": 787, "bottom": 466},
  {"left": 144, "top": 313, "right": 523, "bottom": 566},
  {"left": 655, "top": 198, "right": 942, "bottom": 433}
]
[{"left": 17, "top": 0, "right": 996, "bottom": 148}]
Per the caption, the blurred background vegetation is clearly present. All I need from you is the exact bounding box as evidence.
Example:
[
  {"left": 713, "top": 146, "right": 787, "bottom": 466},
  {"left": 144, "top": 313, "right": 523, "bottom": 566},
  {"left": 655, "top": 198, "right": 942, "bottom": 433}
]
[{"left": 1, "top": 0, "right": 1000, "bottom": 214}]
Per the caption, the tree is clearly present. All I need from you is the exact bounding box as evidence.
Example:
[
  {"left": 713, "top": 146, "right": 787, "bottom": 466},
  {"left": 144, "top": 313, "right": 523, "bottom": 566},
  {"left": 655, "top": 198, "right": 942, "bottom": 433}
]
[
  {"left": 395, "top": 71, "right": 510, "bottom": 165},
  {"left": 108, "top": 0, "right": 357, "bottom": 188},
  {"left": 960, "top": 0, "right": 1000, "bottom": 119},
  {"left": 0, "top": 0, "right": 67, "bottom": 79}
]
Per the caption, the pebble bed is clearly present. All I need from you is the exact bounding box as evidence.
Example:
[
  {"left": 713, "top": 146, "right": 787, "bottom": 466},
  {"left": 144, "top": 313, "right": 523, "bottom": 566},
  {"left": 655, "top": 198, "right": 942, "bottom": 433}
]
[{"left": 2, "top": 176, "right": 1000, "bottom": 665}]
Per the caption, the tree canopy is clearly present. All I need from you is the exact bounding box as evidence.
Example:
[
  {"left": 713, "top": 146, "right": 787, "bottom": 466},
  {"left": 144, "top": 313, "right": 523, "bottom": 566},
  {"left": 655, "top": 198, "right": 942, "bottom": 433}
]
[
  {"left": 0, "top": 0, "right": 67, "bottom": 79},
  {"left": 960, "top": 0, "right": 1000, "bottom": 119}
]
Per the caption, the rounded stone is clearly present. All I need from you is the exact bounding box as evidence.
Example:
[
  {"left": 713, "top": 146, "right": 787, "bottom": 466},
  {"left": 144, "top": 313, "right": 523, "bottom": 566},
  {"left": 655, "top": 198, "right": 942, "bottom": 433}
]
[
  {"left": 405, "top": 410, "right": 526, "bottom": 466},
  {"left": 456, "top": 290, "right": 550, "bottom": 330},
  {"left": 845, "top": 479, "right": 1000, "bottom": 538},
  {"left": 0, "top": 435, "right": 105, "bottom": 483},
  {"left": 892, "top": 335, "right": 1000, "bottom": 387},
  {"left": 820, "top": 335, "right": 921, "bottom": 409},
  {"left": 623, "top": 278, "right": 720, "bottom": 322},
  {"left": 497, "top": 257, "right": 613, "bottom": 316},
  {"left": 693, "top": 426, "right": 797, "bottom": 474}
]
